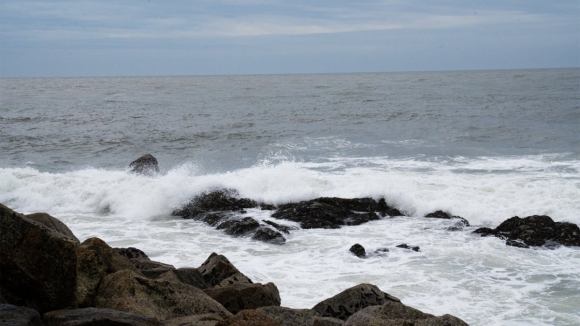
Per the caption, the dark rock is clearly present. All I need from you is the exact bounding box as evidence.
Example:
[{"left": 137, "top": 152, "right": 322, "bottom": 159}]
[
  {"left": 204, "top": 283, "right": 281, "bottom": 314},
  {"left": 75, "top": 238, "right": 114, "bottom": 307},
  {"left": 506, "top": 240, "right": 530, "bottom": 248},
  {"left": 172, "top": 189, "right": 258, "bottom": 219},
  {"left": 0, "top": 204, "right": 78, "bottom": 313},
  {"left": 43, "top": 308, "right": 160, "bottom": 326},
  {"left": 344, "top": 301, "right": 469, "bottom": 326},
  {"left": 0, "top": 304, "right": 43, "bottom": 326},
  {"left": 162, "top": 314, "right": 224, "bottom": 326},
  {"left": 113, "top": 247, "right": 175, "bottom": 279},
  {"left": 349, "top": 244, "right": 366, "bottom": 258},
  {"left": 114, "top": 247, "right": 150, "bottom": 260},
  {"left": 216, "top": 273, "right": 253, "bottom": 288},
  {"left": 197, "top": 253, "right": 252, "bottom": 288},
  {"left": 272, "top": 197, "right": 386, "bottom": 229},
  {"left": 425, "top": 210, "right": 470, "bottom": 227},
  {"left": 312, "top": 284, "right": 400, "bottom": 321},
  {"left": 252, "top": 227, "right": 286, "bottom": 244},
  {"left": 216, "top": 309, "right": 284, "bottom": 326},
  {"left": 95, "top": 270, "right": 231, "bottom": 321},
  {"left": 260, "top": 204, "right": 277, "bottom": 210},
  {"left": 174, "top": 268, "right": 208, "bottom": 289},
  {"left": 313, "top": 317, "right": 345, "bottom": 326},
  {"left": 396, "top": 244, "right": 420, "bottom": 252},
  {"left": 256, "top": 306, "right": 320, "bottom": 326},
  {"left": 473, "top": 215, "right": 579, "bottom": 247},
  {"left": 374, "top": 248, "right": 390, "bottom": 255},
  {"left": 263, "top": 220, "right": 296, "bottom": 234},
  {"left": 129, "top": 154, "right": 160, "bottom": 176},
  {"left": 217, "top": 217, "right": 260, "bottom": 236},
  {"left": 26, "top": 213, "right": 80, "bottom": 244}
]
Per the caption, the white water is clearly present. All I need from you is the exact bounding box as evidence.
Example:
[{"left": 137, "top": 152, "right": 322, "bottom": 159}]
[{"left": 1, "top": 154, "right": 579, "bottom": 325}]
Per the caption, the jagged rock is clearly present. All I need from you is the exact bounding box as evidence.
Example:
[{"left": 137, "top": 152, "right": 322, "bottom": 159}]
[
  {"left": 216, "top": 309, "right": 284, "bottom": 326},
  {"left": 263, "top": 220, "right": 296, "bottom": 234},
  {"left": 312, "top": 284, "right": 400, "bottom": 321},
  {"left": 43, "top": 308, "right": 160, "bottom": 326},
  {"left": 425, "top": 211, "right": 470, "bottom": 227},
  {"left": 396, "top": 244, "right": 420, "bottom": 252},
  {"left": 204, "top": 283, "right": 281, "bottom": 314},
  {"left": 313, "top": 317, "right": 345, "bottom": 326},
  {"left": 162, "top": 314, "right": 224, "bottom": 326},
  {"left": 174, "top": 268, "right": 208, "bottom": 289},
  {"left": 349, "top": 244, "right": 366, "bottom": 258},
  {"left": 474, "top": 215, "right": 579, "bottom": 247},
  {"left": 252, "top": 227, "right": 286, "bottom": 244},
  {"left": 0, "top": 204, "right": 78, "bottom": 313},
  {"left": 256, "top": 306, "right": 321, "bottom": 326},
  {"left": 26, "top": 212, "right": 80, "bottom": 244},
  {"left": 217, "top": 217, "right": 260, "bottom": 235},
  {"left": 216, "top": 273, "right": 253, "bottom": 288},
  {"left": 0, "top": 304, "right": 43, "bottom": 326},
  {"left": 75, "top": 238, "right": 114, "bottom": 307},
  {"left": 129, "top": 154, "right": 160, "bottom": 176},
  {"left": 113, "top": 247, "right": 175, "bottom": 278},
  {"left": 172, "top": 189, "right": 258, "bottom": 219},
  {"left": 95, "top": 270, "right": 231, "bottom": 321},
  {"left": 344, "top": 301, "right": 469, "bottom": 326},
  {"left": 272, "top": 197, "right": 385, "bottom": 229},
  {"left": 260, "top": 204, "right": 277, "bottom": 210},
  {"left": 197, "top": 253, "right": 252, "bottom": 287}
]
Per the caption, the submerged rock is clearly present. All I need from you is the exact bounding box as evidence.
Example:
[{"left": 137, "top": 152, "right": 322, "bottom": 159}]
[
  {"left": 129, "top": 154, "right": 160, "bottom": 176},
  {"left": 474, "top": 215, "right": 580, "bottom": 248},
  {"left": 396, "top": 244, "right": 420, "bottom": 252},
  {"left": 349, "top": 243, "right": 367, "bottom": 258}
]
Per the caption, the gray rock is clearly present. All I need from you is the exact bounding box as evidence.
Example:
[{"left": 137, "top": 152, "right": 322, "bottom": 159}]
[
  {"left": 197, "top": 253, "right": 252, "bottom": 287},
  {"left": 0, "top": 304, "right": 43, "bottom": 326},
  {"left": 313, "top": 317, "right": 344, "bottom": 326},
  {"left": 256, "top": 306, "right": 320, "bottom": 326},
  {"left": 216, "top": 272, "right": 253, "bottom": 288},
  {"left": 216, "top": 309, "right": 284, "bottom": 326},
  {"left": 175, "top": 268, "right": 208, "bottom": 289},
  {"left": 43, "top": 308, "right": 160, "bottom": 326},
  {"left": 204, "top": 283, "right": 281, "bottom": 314},
  {"left": 162, "top": 314, "right": 224, "bottom": 326},
  {"left": 129, "top": 154, "right": 160, "bottom": 176}
]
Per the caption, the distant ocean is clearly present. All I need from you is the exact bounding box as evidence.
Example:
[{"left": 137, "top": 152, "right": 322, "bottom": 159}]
[{"left": 1, "top": 68, "right": 579, "bottom": 325}]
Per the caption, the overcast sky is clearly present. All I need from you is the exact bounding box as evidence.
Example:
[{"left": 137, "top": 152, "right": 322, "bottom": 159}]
[{"left": 1, "top": 0, "right": 578, "bottom": 77}]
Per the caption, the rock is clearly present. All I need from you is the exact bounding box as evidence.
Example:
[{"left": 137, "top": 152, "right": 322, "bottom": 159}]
[
  {"left": 43, "top": 308, "right": 160, "bottom": 326},
  {"left": 312, "top": 284, "right": 400, "bottom": 321},
  {"left": 197, "top": 253, "right": 252, "bottom": 288},
  {"left": 114, "top": 247, "right": 150, "bottom": 260},
  {"left": 313, "top": 317, "right": 345, "bottom": 326},
  {"left": 204, "top": 283, "right": 281, "bottom": 314},
  {"left": 26, "top": 213, "right": 80, "bottom": 244},
  {"left": 256, "top": 306, "right": 320, "bottom": 326},
  {"left": 129, "top": 154, "right": 160, "bottom": 176},
  {"left": 216, "top": 310, "right": 284, "bottom": 326},
  {"left": 272, "top": 197, "right": 384, "bottom": 229},
  {"left": 95, "top": 270, "right": 231, "bottom": 321},
  {"left": 162, "top": 314, "right": 224, "bottom": 326},
  {"left": 425, "top": 211, "right": 470, "bottom": 227},
  {"left": 0, "top": 304, "right": 43, "bottom": 326},
  {"left": 75, "top": 238, "right": 114, "bottom": 307},
  {"left": 217, "top": 217, "right": 260, "bottom": 236},
  {"left": 216, "top": 273, "right": 253, "bottom": 288},
  {"left": 474, "top": 215, "right": 580, "bottom": 247},
  {"left": 172, "top": 189, "right": 258, "bottom": 219},
  {"left": 349, "top": 244, "right": 366, "bottom": 258},
  {"left": 344, "top": 301, "right": 469, "bottom": 326},
  {"left": 113, "top": 247, "right": 176, "bottom": 278},
  {"left": 0, "top": 204, "right": 78, "bottom": 313},
  {"left": 252, "top": 227, "right": 286, "bottom": 244},
  {"left": 174, "top": 268, "right": 208, "bottom": 289},
  {"left": 263, "top": 220, "right": 296, "bottom": 234},
  {"left": 396, "top": 244, "right": 420, "bottom": 252}
]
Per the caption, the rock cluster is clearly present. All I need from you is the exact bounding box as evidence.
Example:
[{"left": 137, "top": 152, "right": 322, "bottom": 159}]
[{"left": 0, "top": 203, "right": 469, "bottom": 325}]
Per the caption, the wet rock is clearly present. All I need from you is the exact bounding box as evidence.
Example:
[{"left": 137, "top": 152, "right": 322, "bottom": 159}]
[
  {"left": 256, "top": 306, "right": 321, "bottom": 326},
  {"left": 216, "top": 309, "right": 284, "bottom": 326},
  {"left": 95, "top": 270, "right": 231, "bottom": 321},
  {"left": 474, "top": 215, "right": 579, "bottom": 247},
  {"left": 263, "top": 220, "right": 296, "bottom": 234},
  {"left": 349, "top": 244, "right": 367, "bottom": 258},
  {"left": 162, "top": 314, "right": 224, "bottom": 326},
  {"left": 0, "top": 304, "right": 43, "bottom": 326},
  {"left": 113, "top": 247, "right": 175, "bottom": 279},
  {"left": 396, "top": 244, "right": 420, "bottom": 252},
  {"left": 26, "top": 212, "right": 80, "bottom": 244},
  {"left": 0, "top": 204, "right": 78, "bottom": 313},
  {"left": 129, "top": 154, "right": 160, "bottom": 176},
  {"left": 344, "top": 301, "right": 469, "bottom": 326},
  {"left": 312, "top": 284, "right": 400, "bottom": 321},
  {"left": 197, "top": 253, "right": 252, "bottom": 288},
  {"left": 252, "top": 227, "right": 286, "bottom": 244},
  {"left": 75, "top": 238, "right": 114, "bottom": 307},
  {"left": 217, "top": 217, "right": 260, "bottom": 236},
  {"left": 172, "top": 189, "right": 258, "bottom": 219},
  {"left": 374, "top": 248, "right": 390, "bottom": 254},
  {"left": 204, "top": 283, "right": 281, "bottom": 314},
  {"left": 425, "top": 210, "right": 470, "bottom": 227},
  {"left": 260, "top": 204, "right": 277, "bottom": 210},
  {"left": 506, "top": 240, "right": 530, "bottom": 248},
  {"left": 43, "top": 308, "right": 160, "bottom": 326}
]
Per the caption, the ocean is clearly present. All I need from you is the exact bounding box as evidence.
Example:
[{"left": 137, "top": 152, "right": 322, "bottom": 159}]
[{"left": 1, "top": 68, "right": 579, "bottom": 325}]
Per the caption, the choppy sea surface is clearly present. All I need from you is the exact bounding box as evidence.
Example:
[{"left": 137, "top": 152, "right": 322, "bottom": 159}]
[{"left": 1, "top": 69, "right": 579, "bottom": 325}]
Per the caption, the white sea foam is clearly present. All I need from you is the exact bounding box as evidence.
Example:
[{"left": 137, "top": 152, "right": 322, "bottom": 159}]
[{"left": 1, "top": 155, "right": 579, "bottom": 326}]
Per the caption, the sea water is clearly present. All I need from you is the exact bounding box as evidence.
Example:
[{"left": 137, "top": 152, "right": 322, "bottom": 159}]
[{"left": 1, "top": 69, "right": 579, "bottom": 325}]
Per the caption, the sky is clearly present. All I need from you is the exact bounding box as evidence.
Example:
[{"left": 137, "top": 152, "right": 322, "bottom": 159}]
[{"left": 0, "top": 0, "right": 578, "bottom": 77}]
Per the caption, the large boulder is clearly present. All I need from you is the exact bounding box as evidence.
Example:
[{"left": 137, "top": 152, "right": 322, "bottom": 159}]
[
  {"left": 256, "top": 306, "right": 321, "bottom": 326},
  {"left": 312, "top": 284, "right": 400, "bottom": 321},
  {"left": 162, "top": 314, "right": 224, "bottom": 326},
  {"left": 172, "top": 189, "right": 258, "bottom": 219},
  {"left": 26, "top": 213, "right": 80, "bottom": 243},
  {"left": 0, "top": 204, "right": 78, "bottom": 313},
  {"left": 204, "top": 283, "right": 281, "bottom": 314},
  {"left": 216, "top": 310, "right": 284, "bottom": 326},
  {"left": 0, "top": 304, "right": 43, "bottom": 326},
  {"left": 113, "top": 247, "right": 176, "bottom": 278},
  {"left": 43, "top": 308, "right": 160, "bottom": 326},
  {"left": 129, "top": 154, "right": 160, "bottom": 176},
  {"left": 94, "top": 270, "right": 231, "bottom": 321},
  {"left": 75, "top": 238, "right": 114, "bottom": 307},
  {"left": 344, "top": 301, "right": 469, "bottom": 326},
  {"left": 474, "top": 215, "right": 580, "bottom": 247},
  {"left": 197, "top": 253, "right": 252, "bottom": 287}
]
